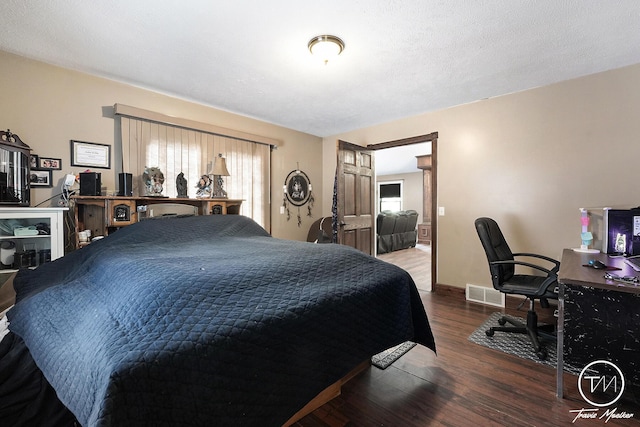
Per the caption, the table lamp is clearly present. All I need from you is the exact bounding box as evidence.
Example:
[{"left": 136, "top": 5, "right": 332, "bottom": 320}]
[
  {"left": 574, "top": 208, "right": 599, "bottom": 253},
  {"left": 209, "top": 153, "right": 230, "bottom": 198}
]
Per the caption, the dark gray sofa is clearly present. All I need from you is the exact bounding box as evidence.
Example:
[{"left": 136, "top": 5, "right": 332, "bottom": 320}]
[{"left": 376, "top": 210, "right": 418, "bottom": 254}]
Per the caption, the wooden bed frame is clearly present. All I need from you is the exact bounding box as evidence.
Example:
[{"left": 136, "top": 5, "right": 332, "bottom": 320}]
[{"left": 283, "top": 359, "right": 370, "bottom": 426}]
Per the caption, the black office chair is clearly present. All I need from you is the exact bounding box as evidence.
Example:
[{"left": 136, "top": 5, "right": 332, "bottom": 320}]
[{"left": 474, "top": 217, "right": 559, "bottom": 360}]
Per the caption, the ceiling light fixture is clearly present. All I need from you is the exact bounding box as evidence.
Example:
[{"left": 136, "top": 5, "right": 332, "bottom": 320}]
[{"left": 308, "top": 35, "right": 345, "bottom": 65}]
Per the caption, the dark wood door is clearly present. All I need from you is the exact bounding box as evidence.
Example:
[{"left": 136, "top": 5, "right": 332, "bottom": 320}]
[{"left": 337, "top": 140, "right": 375, "bottom": 255}]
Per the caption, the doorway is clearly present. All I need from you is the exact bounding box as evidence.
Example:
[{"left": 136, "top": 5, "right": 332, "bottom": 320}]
[{"left": 367, "top": 133, "right": 438, "bottom": 292}]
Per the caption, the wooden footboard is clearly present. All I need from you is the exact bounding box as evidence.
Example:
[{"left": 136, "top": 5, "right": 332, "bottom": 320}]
[{"left": 282, "top": 359, "right": 370, "bottom": 426}]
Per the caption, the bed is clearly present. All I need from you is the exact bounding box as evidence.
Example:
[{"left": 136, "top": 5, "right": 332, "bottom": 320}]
[{"left": 1, "top": 214, "right": 435, "bottom": 426}]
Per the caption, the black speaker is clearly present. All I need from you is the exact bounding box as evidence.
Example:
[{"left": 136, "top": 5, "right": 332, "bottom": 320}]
[
  {"left": 79, "top": 172, "right": 101, "bottom": 196},
  {"left": 118, "top": 173, "right": 133, "bottom": 196}
]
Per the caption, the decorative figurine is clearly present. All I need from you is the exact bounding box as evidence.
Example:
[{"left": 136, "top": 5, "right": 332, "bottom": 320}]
[
  {"left": 143, "top": 166, "right": 165, "bottom": 197},
  {"left": 195, "top": 175, "right": 212, "bottom": 199},
  {"left": 176, "top": 172, "right": 188, "bottom": 198}
]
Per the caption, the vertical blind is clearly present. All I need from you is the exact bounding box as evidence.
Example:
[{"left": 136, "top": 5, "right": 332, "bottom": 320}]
[{"left": 119, "top": 116, "right": 271, "bottom": 230}]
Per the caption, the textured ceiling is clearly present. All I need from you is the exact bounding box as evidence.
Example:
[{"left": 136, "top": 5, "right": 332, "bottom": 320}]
[{"left": 1, "top": 1, "right": 640, "bottom": 137}]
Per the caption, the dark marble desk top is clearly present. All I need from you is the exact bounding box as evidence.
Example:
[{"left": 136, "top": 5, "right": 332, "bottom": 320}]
[{"left": 559, "top": 248, "right": 640, "bottom": 295}]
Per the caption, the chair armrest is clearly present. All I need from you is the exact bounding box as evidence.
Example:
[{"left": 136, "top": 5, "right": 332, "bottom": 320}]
[
  {"left": 490, "top": 259, "right": 557, "bottom": 277},
  {"left": 490, "top": 260, "right": 558, "bottom": 297},
  {"left": 512, "top": 252, "right": 560, "bottom": 271}
]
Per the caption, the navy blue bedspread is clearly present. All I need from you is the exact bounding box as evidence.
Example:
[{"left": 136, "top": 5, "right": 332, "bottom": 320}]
[{"left": 7, "top": 215, "right": 435, "bottom": 426}]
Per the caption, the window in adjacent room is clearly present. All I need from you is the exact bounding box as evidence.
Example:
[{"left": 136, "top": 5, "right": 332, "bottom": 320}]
[{"left": 378, "top": 180, "right": 402, "bottom": 212}]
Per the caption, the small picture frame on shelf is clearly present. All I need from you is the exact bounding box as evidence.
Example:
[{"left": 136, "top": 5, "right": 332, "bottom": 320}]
[
  {"left": 38, "top": 157, "right": 62, "bottom": 170},
  {"left": 29, "top": 169, "right": 53, "bottom": 188}
]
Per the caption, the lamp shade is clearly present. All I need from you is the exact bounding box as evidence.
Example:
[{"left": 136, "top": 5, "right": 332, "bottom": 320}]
[{"left": 209, "top": 154, "right": 230, "bottom": 176}]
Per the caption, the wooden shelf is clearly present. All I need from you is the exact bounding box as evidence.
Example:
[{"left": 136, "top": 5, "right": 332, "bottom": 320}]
[{"left": 71, "top": 196, "right": 242, "bottom": 250}]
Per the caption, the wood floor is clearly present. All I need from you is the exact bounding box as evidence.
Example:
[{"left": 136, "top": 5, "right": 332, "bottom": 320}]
[
  {"left": 295, "top": 247, "right": 640, "bottom": 427},
  {"left": 377, "top": 244, "right": 432, "bottom": 292}
]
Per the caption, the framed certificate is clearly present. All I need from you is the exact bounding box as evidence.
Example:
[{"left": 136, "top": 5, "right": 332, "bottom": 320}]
[{"left": 71, "top": 140, "right": 111, "bottom": 169}]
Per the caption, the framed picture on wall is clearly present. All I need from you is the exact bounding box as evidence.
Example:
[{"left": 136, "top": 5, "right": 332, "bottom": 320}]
[
  {"left": 30, "top": 155, "right": 38, "bottom": 169},
  {"left": 29, "top": 169, "right": 53, "bottom": 188},
  {"left": 38, "top": 157, "right": 62, "bottom": 170},
  {"left": 70, "top": 140, "right": 111, "bottom": 169}
]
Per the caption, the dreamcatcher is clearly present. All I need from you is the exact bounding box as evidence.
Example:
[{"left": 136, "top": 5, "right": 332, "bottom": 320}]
[{"left": 282, "top": 166, "right": 314, "bottom": 227}]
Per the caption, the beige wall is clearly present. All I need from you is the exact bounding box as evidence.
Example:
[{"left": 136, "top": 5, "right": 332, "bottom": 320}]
[
  {"left": 6, "top": 48, "right": 640, "bottom": 281},
  {"left": 323, "top": 63, "right": 640, "bottom": 290},
  {"left": 0, "top": 50, "right": 323, "bottom": 241}
]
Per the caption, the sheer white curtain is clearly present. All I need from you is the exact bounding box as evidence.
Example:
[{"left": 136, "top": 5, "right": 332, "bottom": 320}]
[{"left": 119, "top": 116, "right": 271, "bottom": 230}]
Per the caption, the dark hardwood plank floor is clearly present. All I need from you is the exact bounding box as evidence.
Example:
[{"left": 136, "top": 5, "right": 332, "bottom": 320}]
[{"left": 295, "top": 247, "right": 640, "bottom": 426}]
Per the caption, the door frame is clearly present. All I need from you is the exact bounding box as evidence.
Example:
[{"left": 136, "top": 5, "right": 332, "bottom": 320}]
[{"left": 367, "top": 132, "right": 438, "bottom": 292}]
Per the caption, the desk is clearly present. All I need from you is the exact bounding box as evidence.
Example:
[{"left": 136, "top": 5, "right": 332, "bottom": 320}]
[
  {"left": 72, "top": 196, "right": 242, "bottom": 249},
  {"left": 557, "top": 249, "right": 640, "bottom": 399}
]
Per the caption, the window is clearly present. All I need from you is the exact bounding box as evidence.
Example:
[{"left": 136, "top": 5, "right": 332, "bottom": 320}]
[
  {"left": 378, "top": 180, "right": 402, "bottom": 212},
  {"left": 117, "top": 114, "right": 271, "bottom": 231}
]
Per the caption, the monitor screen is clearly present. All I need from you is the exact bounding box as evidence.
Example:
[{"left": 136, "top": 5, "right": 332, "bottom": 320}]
[{"left": 604, "top": 209, "right": 640, "bottom": 256}]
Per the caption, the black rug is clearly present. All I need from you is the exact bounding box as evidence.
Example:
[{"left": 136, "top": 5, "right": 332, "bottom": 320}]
[
  {"left": 468, "top": 312, "right": 581, "bottom": 375},
  {"left": 371, "top": 341, "right": 416, "bottom": 369}
]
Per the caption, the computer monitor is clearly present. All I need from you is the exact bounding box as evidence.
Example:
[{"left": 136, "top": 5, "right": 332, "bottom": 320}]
[{"left": 603, "top": 208, "right": 640, "bottom": 256}]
